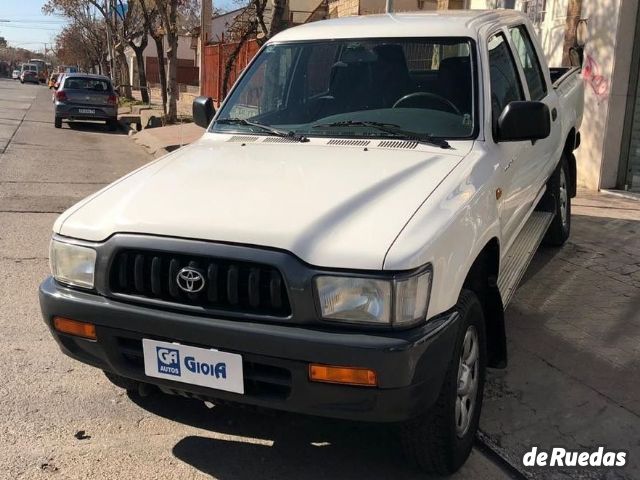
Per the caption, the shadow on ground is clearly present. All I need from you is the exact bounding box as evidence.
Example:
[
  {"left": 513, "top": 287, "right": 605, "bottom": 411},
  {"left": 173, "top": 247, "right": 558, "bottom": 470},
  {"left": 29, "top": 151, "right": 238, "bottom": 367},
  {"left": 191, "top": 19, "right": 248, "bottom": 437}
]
[
  {"left": 65, "top": 120, "right": 126, "bottom": 135},
  {"left": 129, "top": 393, "right": 430, "bottom": 479}
]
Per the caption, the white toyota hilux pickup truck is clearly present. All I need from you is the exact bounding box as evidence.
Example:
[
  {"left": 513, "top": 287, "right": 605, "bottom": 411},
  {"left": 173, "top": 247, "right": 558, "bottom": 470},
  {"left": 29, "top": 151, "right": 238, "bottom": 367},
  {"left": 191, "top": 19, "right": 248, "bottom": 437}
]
[{"left": 41, "top": 9, "right": 583, "bottom": 474}]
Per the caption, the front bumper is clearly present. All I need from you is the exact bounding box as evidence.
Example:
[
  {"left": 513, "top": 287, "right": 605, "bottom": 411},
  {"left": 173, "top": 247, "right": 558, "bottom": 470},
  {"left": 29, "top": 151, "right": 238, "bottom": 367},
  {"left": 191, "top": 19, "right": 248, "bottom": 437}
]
[{"left": 40, "top": 277, "right": 459, "bottom": 423}]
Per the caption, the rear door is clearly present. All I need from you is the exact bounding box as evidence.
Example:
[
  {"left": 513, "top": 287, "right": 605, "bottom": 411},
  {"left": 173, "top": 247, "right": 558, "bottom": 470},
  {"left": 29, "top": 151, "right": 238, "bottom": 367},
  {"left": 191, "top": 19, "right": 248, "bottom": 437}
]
[{"left": 508, "top": 23, "right": 561, "bottom": 188}]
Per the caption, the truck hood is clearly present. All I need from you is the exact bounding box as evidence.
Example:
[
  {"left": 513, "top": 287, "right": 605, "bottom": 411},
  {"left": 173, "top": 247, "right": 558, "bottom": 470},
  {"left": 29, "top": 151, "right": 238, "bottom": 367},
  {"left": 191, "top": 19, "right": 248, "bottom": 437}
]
[{"left": 56, "top": 135, "right": 470, "bottom": 269}]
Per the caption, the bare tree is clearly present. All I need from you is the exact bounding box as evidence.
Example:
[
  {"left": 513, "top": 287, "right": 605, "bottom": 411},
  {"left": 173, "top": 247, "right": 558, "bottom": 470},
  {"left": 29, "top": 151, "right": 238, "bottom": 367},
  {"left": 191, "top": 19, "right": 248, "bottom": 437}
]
[
  {"left": 126, "top": 1, "right": 150, "bottom": 103},
  {"left": 140, "top": 0, "right": 168, "bottom": 115},
  {"left": 44, "top": 0, "right": 148, "bottom": 98},
  {"left": 155, "top": 0, "right": 180, "bottom": 122},
  {"left": 221, "top": 0, "right": 269, "bottom": 98}
]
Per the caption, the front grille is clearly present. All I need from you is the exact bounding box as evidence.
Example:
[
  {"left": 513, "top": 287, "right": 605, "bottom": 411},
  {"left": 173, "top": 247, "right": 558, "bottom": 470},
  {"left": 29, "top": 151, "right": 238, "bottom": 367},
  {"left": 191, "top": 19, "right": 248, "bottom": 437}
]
[
  {"left": 109, "top": 250, "right": 291, "bottom": 317},
  {"left": 116, "top": 337, "right": 292, "bottom": 400}
]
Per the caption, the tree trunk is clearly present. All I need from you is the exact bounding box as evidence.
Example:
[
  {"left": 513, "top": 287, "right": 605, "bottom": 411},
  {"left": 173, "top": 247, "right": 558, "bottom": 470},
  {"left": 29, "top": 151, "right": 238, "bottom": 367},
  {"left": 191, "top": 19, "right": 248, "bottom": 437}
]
[
  {"left": 562, "top": 0, "right": 583, "bottom": 66},
  {"left": 166, "top": 32, "right": 179, "bottom": 123},
  {"left": 116, "top": 48, "right": 132, "bottom": 98},
  {"left": 134, "top": 49, "right": 149, "bottom": 103},
  {"left": 130, "top": 36, "right": 149, "bottom": 103},
  {"left": 153, "top": 35, "right": 168, "bottom": 116}
]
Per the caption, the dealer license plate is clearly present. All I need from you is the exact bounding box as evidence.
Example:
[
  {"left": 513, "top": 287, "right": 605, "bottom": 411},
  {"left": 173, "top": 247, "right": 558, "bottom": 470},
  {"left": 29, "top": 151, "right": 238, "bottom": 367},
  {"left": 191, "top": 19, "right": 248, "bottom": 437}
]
[{"left": 142, "top": 338, "right": 244, "bottom": 394}]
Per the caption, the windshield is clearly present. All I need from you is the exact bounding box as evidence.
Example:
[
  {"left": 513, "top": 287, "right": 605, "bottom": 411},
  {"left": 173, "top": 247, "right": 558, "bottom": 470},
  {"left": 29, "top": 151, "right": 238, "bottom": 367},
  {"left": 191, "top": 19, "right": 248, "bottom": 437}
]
[
  {"left": 63, "top": 77, "right": 111, "bottom": 92},
  {"left": 212, "top": 38, "right": 476, "bottom": 140}
]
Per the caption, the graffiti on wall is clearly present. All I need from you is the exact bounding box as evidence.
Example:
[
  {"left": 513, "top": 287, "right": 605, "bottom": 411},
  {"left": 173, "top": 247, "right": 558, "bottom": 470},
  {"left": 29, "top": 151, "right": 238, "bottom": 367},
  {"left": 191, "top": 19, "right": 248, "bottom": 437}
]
[{"left": 582, "top": 53, "right": 610, "bottom": 102}]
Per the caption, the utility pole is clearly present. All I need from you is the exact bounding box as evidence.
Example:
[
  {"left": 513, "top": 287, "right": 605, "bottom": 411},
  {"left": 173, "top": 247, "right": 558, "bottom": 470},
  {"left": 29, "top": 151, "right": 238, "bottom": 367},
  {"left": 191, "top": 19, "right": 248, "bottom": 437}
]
[{"left": 200, "top": 0, "right": 212, "bottom": 95}]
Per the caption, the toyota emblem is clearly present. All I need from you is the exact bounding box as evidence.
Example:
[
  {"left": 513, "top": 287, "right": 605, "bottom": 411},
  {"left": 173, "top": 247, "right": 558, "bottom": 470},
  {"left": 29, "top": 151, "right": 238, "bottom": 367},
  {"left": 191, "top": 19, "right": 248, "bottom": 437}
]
[{"left": 176, "top": 267, "right": 205, "bottom": 293}]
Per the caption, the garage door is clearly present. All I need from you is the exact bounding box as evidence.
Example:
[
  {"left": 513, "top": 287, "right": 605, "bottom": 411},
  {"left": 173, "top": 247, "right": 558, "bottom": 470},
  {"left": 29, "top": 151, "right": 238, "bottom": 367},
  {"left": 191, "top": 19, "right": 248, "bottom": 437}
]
[{"left": 627, "top": 69, "right": 640, "bottom": 191}]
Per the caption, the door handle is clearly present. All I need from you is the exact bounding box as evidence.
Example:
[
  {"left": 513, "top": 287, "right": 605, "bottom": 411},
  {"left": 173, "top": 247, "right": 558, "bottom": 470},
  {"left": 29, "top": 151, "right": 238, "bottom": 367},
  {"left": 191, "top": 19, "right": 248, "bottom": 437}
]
[{"left": 551, "top": 108, "right": 558, "bottom": 121}]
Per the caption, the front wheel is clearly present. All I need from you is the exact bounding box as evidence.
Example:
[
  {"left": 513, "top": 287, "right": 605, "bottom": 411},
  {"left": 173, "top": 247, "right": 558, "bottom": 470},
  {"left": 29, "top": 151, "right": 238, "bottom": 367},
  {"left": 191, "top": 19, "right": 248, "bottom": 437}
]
[
  {"left": 543, "top": 154, "right": 571, "bottom": 246},
  {"left": 54, "top": 117, "right": 62, "bottom": 128},
  {"left": 400, "top": 290, "right": 486, "bottom": 475}
]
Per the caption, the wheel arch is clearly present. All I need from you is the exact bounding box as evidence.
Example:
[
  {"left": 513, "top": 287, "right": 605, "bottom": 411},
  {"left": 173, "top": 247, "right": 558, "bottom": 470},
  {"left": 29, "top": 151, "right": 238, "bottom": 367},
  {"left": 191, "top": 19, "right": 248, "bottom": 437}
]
[{"left": 461, "top": 237, "right": 506, "bottom": 368}]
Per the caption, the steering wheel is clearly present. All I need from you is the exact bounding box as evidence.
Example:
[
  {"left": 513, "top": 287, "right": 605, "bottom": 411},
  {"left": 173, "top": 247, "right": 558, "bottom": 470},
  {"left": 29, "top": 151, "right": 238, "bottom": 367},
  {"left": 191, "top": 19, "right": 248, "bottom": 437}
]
[{"left": 392, "top": 92, "right": 461, "bottom": 115}]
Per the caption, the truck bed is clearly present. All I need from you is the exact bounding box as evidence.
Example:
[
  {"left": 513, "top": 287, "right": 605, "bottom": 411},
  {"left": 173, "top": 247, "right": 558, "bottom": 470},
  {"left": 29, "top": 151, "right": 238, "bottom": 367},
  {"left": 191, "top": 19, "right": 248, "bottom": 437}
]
[{"left": 550, "top": 67, "right": 581, "bottom": 88}]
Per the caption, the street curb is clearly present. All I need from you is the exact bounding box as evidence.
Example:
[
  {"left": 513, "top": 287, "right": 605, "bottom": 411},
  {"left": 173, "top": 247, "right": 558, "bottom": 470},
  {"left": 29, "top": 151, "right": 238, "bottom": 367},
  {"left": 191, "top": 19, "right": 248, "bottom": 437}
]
[
  {"left": 475, "top": 431, "right": 532, "bottom": 480},
  {"left": 600, "top": 189, "right": 640, "bottom": 202},
  {"left": 129, "top": 130, "right": 173, "bottom": 158}
]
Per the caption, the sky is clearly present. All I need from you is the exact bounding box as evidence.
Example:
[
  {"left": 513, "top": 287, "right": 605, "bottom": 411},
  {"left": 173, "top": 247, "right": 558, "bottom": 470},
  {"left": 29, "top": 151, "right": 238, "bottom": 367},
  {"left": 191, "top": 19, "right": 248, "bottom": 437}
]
[
  {"left": 0, "top": 0, "right": 239, "bottom": 53},
  {"left": 0, "top": 0, "right": 68, "bottom": 52}
]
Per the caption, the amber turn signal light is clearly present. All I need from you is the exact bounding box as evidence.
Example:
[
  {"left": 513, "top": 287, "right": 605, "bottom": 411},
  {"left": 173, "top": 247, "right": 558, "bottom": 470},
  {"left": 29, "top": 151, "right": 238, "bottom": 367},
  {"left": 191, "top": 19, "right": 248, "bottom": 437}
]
[
  {"left": 309, "top": 364, "right": 377, "bottom": 387},
  {"left": 53, "top": 317, "right": 97, "bottom": 340}
]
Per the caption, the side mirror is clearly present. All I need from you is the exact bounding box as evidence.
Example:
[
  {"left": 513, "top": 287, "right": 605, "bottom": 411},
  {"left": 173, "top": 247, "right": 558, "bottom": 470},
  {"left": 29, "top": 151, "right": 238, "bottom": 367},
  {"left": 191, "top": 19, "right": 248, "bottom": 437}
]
[
  {"left": 496, "top": 101, "right": 550, "bottom": 142},
  {"left": 193, "top": 96, "right": 215, "bottom": 128}
]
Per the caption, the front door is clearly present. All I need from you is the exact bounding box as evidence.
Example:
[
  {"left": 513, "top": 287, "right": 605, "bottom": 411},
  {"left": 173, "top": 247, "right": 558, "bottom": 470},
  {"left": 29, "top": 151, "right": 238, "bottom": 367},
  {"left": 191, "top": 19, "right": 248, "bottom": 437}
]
[{"left": 487, "top": 31, "right": 536, "bottom": 250}]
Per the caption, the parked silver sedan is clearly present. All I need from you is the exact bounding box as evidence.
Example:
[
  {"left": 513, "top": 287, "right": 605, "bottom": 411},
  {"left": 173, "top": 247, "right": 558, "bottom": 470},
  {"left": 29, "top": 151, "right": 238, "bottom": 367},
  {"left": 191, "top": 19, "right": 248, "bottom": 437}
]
[{"left": 54, "top": 73, "right": 118, "bottom": 130}]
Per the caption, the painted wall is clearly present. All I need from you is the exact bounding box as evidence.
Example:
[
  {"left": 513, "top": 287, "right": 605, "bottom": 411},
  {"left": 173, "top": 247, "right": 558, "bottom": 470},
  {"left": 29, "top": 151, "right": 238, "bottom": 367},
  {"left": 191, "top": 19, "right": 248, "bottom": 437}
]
[
  {"left": 126, "top": 35, "right": 198, "bottom": 88},
  {"left": 142, "top": 35, "right": 196, "bottom": 63}
]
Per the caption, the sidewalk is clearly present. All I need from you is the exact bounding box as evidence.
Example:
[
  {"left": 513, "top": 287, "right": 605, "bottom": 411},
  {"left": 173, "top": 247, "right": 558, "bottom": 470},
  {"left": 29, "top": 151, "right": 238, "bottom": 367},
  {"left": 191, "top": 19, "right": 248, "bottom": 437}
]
[
  {"left": 131, "top": 121, "right": 205, "bottom": 157},
  {"left": 481, "top": 190, "right": 640, "bottom": 479}
]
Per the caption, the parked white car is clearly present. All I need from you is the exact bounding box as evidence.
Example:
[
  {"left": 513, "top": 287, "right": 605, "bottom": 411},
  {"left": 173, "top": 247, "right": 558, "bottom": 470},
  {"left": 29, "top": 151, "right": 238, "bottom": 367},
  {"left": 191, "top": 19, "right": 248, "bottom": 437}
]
[
  {"left": 11, "top": 69, "right": 20, "bottom": 80},
  {"left": 40, "top": 10, "right": 583, "bottom": 474}
]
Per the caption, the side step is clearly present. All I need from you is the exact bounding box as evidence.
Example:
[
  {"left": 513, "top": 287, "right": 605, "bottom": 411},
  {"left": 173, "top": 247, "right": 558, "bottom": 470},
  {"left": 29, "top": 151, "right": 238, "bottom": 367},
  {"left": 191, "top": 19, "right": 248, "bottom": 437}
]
[{"left": 498, "top": 211, "right": 554, "bottom": 307}]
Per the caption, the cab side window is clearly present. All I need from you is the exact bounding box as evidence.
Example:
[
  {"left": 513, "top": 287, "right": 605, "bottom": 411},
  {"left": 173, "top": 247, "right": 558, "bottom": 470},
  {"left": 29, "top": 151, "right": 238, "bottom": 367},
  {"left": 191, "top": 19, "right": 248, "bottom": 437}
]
[
  {"left": 510, "top": 25, "right": 548, "bottom": 101},
  {"left": 488, "top": 33, "right": 524, "bottom": 136}
]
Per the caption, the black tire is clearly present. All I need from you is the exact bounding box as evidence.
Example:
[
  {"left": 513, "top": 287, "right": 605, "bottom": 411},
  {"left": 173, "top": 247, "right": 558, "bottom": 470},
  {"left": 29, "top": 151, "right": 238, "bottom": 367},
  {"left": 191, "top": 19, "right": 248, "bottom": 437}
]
[
  {"left": 107, "top": 118, "right": 118, "bottom": 131},
  {"left": 54, "top": 117, "right": 62, "bottom": 128},
  {"left": 400, "top": 290, "right": 487, "bottom": 475},
  {"left": 543, "top": 154, "right": 571, "bottom": 246}
]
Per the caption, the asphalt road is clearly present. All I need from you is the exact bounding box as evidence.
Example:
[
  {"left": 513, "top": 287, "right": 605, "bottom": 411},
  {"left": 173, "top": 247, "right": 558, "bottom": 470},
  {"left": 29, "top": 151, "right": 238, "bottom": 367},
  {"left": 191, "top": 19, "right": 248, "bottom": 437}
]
[{"left": 0, "top": 78, "right": 510, "bottom": 479}]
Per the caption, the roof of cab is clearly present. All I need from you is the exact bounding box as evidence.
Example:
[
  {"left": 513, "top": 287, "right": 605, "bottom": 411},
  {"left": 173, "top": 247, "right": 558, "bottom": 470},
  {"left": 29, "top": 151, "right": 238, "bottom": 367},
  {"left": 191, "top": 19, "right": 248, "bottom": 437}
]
[{"left": 270, "top": 9, "right": 526, "bottom": 42}]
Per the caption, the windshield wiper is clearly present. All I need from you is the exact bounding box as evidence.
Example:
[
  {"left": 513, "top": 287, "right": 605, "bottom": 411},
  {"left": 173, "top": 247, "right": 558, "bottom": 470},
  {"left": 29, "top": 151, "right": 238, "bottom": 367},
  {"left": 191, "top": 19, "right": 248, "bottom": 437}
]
[
  {"left": 313, "top": 120, "right": 451, "bottom": 149},
  {"left": 216, "top": 118, "right": 309, "bottom": 143}
]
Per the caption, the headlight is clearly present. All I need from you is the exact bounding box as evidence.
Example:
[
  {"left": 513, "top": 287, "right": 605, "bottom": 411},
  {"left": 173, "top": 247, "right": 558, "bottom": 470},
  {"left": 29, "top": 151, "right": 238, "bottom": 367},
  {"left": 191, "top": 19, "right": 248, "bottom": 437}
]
[
  {"left": 49, "top": 238, "right": 97, "bottom": 289},
  {"left": 315, "top": 267, "right": 432, "bottom": 326},
  {"left": 316, "top": 276, "right": 392, "bottom": 324}
]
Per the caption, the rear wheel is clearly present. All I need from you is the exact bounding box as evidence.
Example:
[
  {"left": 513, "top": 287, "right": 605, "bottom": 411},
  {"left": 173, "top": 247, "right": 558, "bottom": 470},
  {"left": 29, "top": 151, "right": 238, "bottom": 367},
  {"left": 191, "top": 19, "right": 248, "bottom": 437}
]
[
  {"left": 400, "top": 290, "right": 486, "bottom": 475},
  {"left": 543, "top": 154, "right": 571, "bottom": 246},
  {"left": 107, "top": 118, "right": 118, "bottom": 131},
  {"left": 54, "top": 117, "right": 62, "bottom": 129}
]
